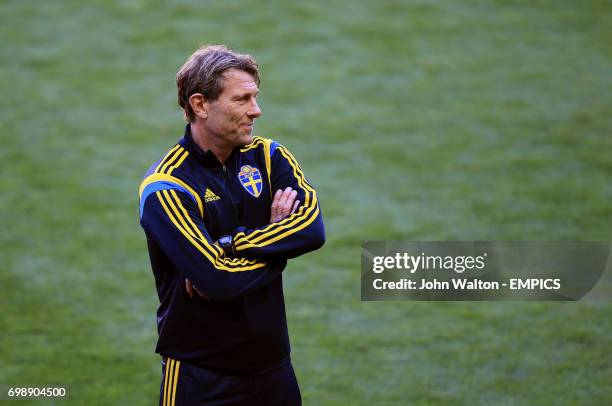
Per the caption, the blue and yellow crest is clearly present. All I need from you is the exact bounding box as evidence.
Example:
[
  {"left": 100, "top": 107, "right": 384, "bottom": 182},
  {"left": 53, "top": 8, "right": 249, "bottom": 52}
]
[{"left": 238, "top": 165, "right": 263, "bottom": 198}]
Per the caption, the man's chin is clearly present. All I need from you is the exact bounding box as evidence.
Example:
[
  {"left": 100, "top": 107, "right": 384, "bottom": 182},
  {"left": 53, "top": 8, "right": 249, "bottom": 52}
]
[{"left": 237, "top": 133, "right": 254, "bottom": 146}]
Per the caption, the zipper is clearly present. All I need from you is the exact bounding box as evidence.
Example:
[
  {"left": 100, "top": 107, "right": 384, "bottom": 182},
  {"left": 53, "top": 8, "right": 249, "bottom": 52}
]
[{"left": 222, "top": 163, "right": 243, "bottom": 218}]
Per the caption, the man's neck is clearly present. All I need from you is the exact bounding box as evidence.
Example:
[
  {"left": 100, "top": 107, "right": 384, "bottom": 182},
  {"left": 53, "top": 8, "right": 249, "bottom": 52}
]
[{"left": 190, "top": 123, "right": 232, "bottom": 165}]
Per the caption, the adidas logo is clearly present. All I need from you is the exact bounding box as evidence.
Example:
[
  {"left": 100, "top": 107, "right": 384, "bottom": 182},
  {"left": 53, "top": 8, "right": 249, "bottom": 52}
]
[{"left": 204, "top": 188, "right": 220, "bottom": 203}]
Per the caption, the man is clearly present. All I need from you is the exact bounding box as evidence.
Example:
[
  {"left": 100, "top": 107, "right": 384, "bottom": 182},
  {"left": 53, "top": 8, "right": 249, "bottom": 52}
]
[{"left": 138, "top": 45, "right": 325, "bottom": 405}]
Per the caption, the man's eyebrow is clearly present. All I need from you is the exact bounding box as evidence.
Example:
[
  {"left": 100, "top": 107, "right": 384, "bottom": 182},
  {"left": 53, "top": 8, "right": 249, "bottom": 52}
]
[{"left": 233, "top": 90, "right": 259, "bottom": 99}]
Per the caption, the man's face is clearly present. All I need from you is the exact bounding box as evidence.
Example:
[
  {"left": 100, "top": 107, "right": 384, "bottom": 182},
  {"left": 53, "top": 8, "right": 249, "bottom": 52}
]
[{"left": 203, "top": 68, "right": 261, "bottom": 147}]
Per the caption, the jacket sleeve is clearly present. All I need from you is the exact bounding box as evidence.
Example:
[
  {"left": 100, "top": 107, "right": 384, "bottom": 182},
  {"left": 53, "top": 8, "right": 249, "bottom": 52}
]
[
  {"left": 232, "top": 142, "right": 325, "bottom": 259},
  {"left": 139, "top": 174, "right": 285, "bottom": 301}
]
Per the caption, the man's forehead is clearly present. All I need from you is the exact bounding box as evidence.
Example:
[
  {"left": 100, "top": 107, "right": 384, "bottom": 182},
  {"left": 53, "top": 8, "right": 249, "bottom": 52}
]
[{"left": 221, "top": 69, "right": 258, "bottom": 93}]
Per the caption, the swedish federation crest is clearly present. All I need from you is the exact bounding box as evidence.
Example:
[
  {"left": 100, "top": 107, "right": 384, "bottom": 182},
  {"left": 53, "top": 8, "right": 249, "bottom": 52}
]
[{"left": 238, "top": 165, "right": 263, "bottom": 198}]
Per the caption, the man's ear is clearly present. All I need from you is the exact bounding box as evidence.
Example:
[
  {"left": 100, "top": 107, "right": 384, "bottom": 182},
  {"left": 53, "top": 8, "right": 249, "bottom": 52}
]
[{"left": 189, "top": 93, "right": 207, "bottom": 120}]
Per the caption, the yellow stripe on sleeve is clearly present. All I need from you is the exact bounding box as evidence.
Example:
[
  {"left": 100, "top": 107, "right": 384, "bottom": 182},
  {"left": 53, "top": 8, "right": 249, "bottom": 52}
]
[
  {"left": 166, "top": 190, "right": 254, "bottom": 267},
  {"left": 162, "top": 190, "right": 199, "bottom": 241},
  {"left": 156, "top": 191, "right": 266, "bottom": 272},
  {"left": 139, "top": 173, "right": 204, "bottom": 218},
  {"left": 165, "top": 189, "right": 219, "bottom": 254},
  {"left": 163, "top": 190, "right": 259, "bottom": 268},
  {"left": 236, "top": 206, "right": 320, "bottom": 249}
]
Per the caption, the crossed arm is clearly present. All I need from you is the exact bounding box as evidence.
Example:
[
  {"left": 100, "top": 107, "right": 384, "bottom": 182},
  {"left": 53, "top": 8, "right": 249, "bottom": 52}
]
[
  {"left": 141, "top": 143, "right": 325, "bottom": 300},
  {"left": 185, "top": 186, "right": 300, "bottom": 298}
]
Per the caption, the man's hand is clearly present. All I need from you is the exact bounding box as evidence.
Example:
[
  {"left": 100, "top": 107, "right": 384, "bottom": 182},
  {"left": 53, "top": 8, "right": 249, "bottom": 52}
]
[
  {"left": 270, "top": 187, "right": 299, "bottom": 223},
  {"left": 185, "top": 278, "right": 208, "bottom": 299}
]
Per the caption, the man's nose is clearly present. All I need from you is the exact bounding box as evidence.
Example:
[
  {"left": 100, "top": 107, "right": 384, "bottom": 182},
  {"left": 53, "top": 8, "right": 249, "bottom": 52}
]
[{"left": 247, "top": 99, "right": 262, "bottom": 119}]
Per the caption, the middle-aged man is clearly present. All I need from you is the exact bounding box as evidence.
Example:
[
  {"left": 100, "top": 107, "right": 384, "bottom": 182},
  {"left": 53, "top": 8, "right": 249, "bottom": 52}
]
[{"left": 138, "top": 45, "right": 325, "bottom": 405}]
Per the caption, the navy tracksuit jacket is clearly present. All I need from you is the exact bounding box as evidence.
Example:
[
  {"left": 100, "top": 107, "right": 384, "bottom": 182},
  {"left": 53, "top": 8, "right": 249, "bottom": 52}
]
[{"left": 139, "top": 125, "right": 325, "bottom": 373}]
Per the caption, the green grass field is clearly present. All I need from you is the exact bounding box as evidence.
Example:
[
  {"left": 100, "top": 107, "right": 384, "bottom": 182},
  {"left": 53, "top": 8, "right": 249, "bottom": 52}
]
[{"left": 1, "top": 1, "right": 611, "bottom": 404}]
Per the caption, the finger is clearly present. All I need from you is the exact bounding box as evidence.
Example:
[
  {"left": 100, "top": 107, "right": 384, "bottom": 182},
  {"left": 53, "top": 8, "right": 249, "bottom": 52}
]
[
  {"left": 270, "top": 189, "right": 282, "bottom": 222},
  {"left": 282, "top": 190, "right": 298, "bottom": 215},
  {"left": 272, "top": 189, "right": 283, "bottom": 217},
  {"left": 271, "top": 189, "right": 283, "bottom": 219},
  {"left": 185, "top": 279, "right": 194, "bottom": 298},
  {"left": 272, "top": 189, "right": 283, "bottom": 205},
  {"left": 277, "top": 187, "right": 293, "bottom": 210},
  {"left": 291, "top": 200, "right": 300, "bottom": 214}
]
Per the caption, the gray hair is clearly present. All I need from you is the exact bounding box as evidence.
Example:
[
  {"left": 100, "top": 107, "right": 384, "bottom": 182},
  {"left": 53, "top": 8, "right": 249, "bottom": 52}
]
[{"left": 176, "top": 45, "right": 260, "bottom": 122}]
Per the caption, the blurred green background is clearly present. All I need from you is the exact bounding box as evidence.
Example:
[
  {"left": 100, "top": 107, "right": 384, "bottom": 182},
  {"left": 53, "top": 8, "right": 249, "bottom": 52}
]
[{"left": 1, "top": 0, "right": 610, "bottom": 404}]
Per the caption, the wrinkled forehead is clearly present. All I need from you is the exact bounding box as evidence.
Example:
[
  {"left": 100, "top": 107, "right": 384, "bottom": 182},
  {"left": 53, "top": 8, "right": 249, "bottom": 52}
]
[{"left": 219, "top": 68, "right": 259, "bottom": 96}]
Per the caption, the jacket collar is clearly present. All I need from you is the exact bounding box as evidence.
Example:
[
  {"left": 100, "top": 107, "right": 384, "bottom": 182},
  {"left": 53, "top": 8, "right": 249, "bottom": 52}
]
[{"left": 180, "top": 124, "right": 239, "bottom": 168}]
